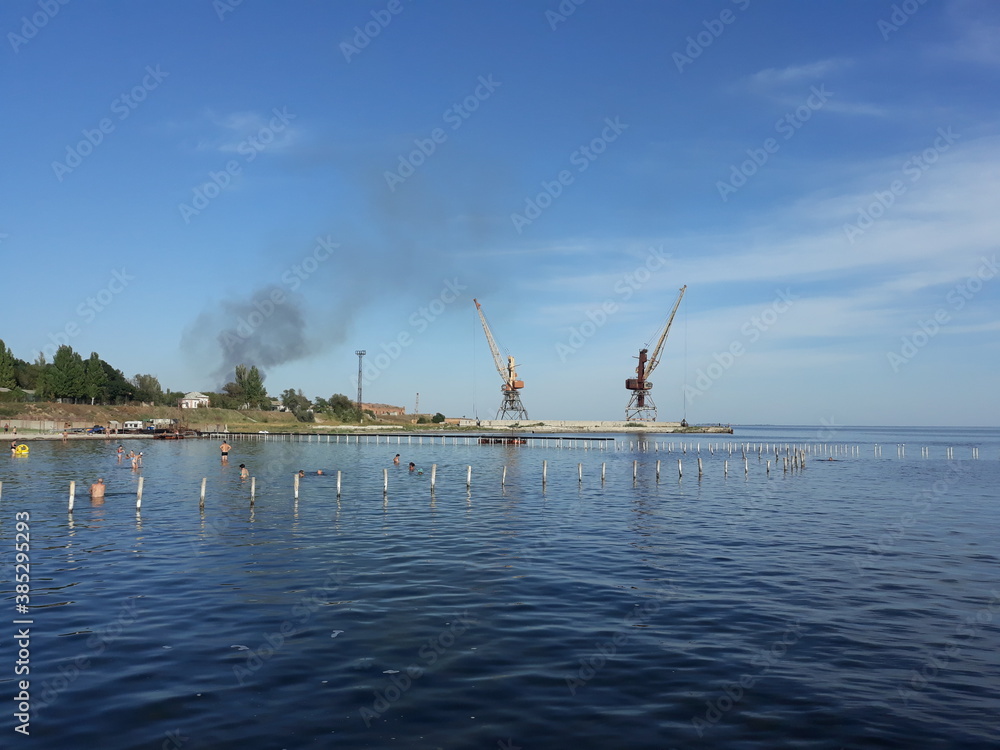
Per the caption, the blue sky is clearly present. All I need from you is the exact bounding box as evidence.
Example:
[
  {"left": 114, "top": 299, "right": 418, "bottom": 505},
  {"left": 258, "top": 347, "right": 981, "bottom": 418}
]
[{"left": 2, "top": 0, "right": 998, "bottom": 426}]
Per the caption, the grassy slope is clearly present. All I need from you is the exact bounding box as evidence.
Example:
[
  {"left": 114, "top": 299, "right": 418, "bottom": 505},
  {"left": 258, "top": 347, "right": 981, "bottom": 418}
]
[{"left": 0, "top": 402, "right": 441, "bottom": 433}]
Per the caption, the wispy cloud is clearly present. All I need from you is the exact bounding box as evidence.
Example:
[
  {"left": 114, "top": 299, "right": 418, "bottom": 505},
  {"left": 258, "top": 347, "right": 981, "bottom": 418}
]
[
  {"left": 745, "top": 58, "right": 886, "bottom": 117},
  {"left": 196, "top": 109, "right": 299, "bottom": 153},
  {"left": 747, "top": 59, "right": 847, "bottom": 90}
]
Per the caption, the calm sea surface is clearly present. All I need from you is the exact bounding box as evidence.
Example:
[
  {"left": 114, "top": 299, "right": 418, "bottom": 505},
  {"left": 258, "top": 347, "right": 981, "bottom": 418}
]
[{"left": 1, "top": 425, "right": 998, "bottom": 749}]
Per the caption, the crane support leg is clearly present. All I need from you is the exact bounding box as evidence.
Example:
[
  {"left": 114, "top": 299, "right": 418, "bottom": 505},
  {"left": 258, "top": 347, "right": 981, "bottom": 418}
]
[
  {"left": 625, "top": 391, "right": 657, "bottom": 422},
  {"left": 498, "top": 390, "right": 528, "bottom": 421}
]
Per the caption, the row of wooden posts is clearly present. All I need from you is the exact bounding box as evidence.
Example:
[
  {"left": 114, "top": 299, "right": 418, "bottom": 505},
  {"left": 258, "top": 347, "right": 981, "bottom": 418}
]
[
  {"left": 213, "top": 433, "right": 988, "bottom": 459},
  {"left": 17, "top": 451, "right": 812, "bottom": 512}
]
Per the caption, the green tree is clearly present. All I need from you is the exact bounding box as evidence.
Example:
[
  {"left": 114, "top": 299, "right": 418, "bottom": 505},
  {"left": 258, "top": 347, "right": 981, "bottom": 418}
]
[
  {"left": 50, "top": 346, "right": 86, "bottom": 401},
  {"left": 234, "top": 364, "right": 268, "bottom": 409},
  {"left": 432, "top": 412, "right": 445, "bottom": 423},
  {"left": 216, "top": 391, "right": 246, "bottom": 410},
  {"left": 100, "top": 360, "right": 132, "bottom": 403},
  {"left": 30, "top": 354, "right": 51, "bottom": 398},
  {"left": 0, "top": 339, "right": 16, "bottom": 389},
  {"left": 323, "top": 393, "right": 360, "bottom": 422},
  {"left": 131, "top": 373, "right": 164, "bottom": 404},
  {"left": 280, "top": 388, "right": 310, "bottom": 412},
  {"left": 83, "top": 352, "right": 108, "bottom": 404},
  {"left": 164, "top": 390, "right": 185, "bottom": 407}
]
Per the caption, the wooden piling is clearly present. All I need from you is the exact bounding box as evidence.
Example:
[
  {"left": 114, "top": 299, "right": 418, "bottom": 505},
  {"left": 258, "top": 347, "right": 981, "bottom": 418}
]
[
  {"left": 633, "top": 460, "right": 638, "bottom": 481},
  {"left": 601, "top": 462, "right": 606, "bottom": 482},
  {"left": 383, "top": 468, "right": 388, "bottom": 495},
  {"left": 542, "top": 460, "right": 547, "bottom": 486},
  {"left": 250, "top": 477, "right": 256, "bottom": 504},
  {"left": 578, "top": 463, "right": 583, "bottom": 483},
  {"left": 336, "top": 470, "right": 342, "bottom": 497},
  {"left": 430, "top": 464, "right": 437, "bottom": 490},
  {"left": 677, "top": 459, "right": 682, "bottom": 478},
  {"left": 136, "top": 476, "right": 144, "bottom": 509},
  {"left": 68, "top": 480, "right": 75, "bottom": 511},
  {"left": 655, "top": 459, "right": 661, "bottom": 481},
  {"left": 466, "top": 465, "right": 472, "bottom": 489},
  {"left": 294, "top": 473, "right": 300, "bottom": 499},
  {"left": 200, "top": 477, "right": 207, "bottom": 507},
  {"left": 502, "top": 466, "right": 507, "bottom": 487},
  {"left": 724, "top": 460, "right": 728, "bottom": 477},
  {"left": 697, "top": 457, "right": 703, "bottom": 478}
]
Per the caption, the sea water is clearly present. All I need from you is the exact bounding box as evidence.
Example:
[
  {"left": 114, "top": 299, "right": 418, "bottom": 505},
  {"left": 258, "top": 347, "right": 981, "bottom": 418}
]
[{"left": 0, "top": 425, "right": 998, "bottom": 749}]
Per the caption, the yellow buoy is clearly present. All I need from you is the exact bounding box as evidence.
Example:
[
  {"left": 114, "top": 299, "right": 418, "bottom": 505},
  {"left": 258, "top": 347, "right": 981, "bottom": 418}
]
[{"left": 13, "top": 444, "right": 29, "bottom": 455}]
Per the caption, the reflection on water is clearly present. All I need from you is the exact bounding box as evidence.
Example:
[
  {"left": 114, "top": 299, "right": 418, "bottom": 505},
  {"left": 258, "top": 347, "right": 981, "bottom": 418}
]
[{"left": 0, "top": 428, "right": 998, "bottom": 749}]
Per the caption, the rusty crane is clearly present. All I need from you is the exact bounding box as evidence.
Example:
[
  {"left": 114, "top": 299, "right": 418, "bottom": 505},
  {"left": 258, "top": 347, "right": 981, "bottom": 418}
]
[
  {"left": 625, "top": 285, "right": 686, "bottom": 422},
  {"left": 474, "top": 298, "right": 528, "bottom": 421}
]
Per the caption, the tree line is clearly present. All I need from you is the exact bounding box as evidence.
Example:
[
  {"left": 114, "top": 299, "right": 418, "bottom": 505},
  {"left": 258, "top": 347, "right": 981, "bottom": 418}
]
[{"left": 0, "top": 340, "right": 380, "bottom": 422}]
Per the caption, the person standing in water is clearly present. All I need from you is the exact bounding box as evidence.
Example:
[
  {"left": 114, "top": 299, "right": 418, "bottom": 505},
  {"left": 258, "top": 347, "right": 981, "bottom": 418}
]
[
  {"left": 90, "top": 478, "right": 106, "bottom": 503},
  {"left": 220, "top": 440, "right": 231, "bottom": 463}
]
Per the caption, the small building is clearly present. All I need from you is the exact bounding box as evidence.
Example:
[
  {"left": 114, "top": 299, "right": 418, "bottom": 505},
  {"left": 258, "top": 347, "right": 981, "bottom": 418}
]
[
  {"left": 361, "top": 402, "right": 406, "bottom": 416},
  {"left": 180, "top": 392, "right": 210, "bottom": 409}
]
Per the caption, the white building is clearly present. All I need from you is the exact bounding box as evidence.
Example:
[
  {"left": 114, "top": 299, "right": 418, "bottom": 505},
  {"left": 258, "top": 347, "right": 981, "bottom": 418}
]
[{"left": 179, "top": 392, "right": 210, "bottom": 409}]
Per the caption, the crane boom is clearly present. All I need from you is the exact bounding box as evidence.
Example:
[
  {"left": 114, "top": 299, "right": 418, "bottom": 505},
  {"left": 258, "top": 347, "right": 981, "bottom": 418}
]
[
  {"left": 474, "top": 298, "right": 505, "bottom": 382},
  {"left": 642, "top": 285, "right": 686, "bottom": 380},
  {"left": 474, "top": 298, "right": 528, "bottom": 420}
]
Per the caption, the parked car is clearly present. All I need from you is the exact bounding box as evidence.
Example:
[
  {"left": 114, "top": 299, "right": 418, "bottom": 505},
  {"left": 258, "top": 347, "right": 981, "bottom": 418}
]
[{"left": 86, "top": 425, "right": 106, "bottom": 434}]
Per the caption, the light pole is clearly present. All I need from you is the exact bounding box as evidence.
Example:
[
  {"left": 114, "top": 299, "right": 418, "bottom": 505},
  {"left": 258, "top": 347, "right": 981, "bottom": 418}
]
[{"left": 355, "top": 350, "right": 366, "bottom": 420}]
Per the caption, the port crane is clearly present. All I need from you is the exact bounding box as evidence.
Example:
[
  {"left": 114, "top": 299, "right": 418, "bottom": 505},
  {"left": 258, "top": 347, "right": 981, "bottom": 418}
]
[
  {"left": 474, "top": 298, "right": 528, "bottom": 421},
  {"left": 625, "top": 285, "right": 686, "bottom": 422}
]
